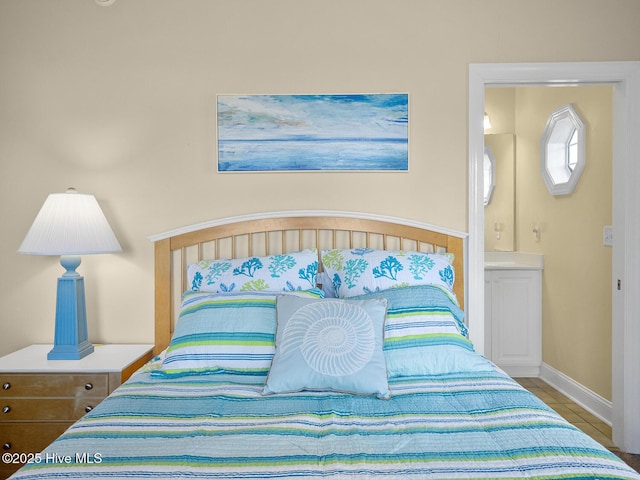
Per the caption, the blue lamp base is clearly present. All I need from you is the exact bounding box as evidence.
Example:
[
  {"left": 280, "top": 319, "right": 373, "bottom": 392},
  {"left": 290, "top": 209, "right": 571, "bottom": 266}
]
[{"left": 48, "top": 255, "right": 95, "bottom": 360}]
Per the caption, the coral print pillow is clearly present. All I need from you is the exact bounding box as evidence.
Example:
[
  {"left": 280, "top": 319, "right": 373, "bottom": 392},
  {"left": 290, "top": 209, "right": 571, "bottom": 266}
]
[
  {"left": 321, "top": 248, "right": 455, "bottom": 298},
  {"left": 188, "top": 249, "right": 318, "bottom": 294}
]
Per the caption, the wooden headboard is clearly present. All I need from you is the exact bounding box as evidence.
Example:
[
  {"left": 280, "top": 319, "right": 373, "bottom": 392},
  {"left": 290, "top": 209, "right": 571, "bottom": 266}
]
[{"left": 150, "top": 212, "right": 466, "bottom": 355}]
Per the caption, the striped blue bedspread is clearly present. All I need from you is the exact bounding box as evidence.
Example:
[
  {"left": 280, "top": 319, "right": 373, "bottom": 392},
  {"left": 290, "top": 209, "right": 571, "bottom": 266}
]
[{"left": 11, "top": 368, "right": 639, "bottom": 479}]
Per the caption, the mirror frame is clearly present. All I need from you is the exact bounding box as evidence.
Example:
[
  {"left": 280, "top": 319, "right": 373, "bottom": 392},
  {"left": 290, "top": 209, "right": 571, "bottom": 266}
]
[
  {"left": 483, "top": 145, "right": 496, "bottom": 205},
  {"left": 540, "top": 103, "right": 586, "bottom": 196}
]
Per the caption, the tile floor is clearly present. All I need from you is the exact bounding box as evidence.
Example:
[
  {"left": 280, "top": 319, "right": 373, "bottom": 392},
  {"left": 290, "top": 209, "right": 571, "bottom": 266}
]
[{"left": 515, "top": 377, "right": 640, "bottom": 473}]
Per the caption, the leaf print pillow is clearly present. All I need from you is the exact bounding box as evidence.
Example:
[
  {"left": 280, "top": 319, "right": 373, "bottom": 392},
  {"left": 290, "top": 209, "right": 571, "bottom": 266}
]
[
  {"left": 187, "top": 249, "right": 319, "bottom": 294},
  {"left": 320, "top": 248, "right": 455, "bottom": 298}
]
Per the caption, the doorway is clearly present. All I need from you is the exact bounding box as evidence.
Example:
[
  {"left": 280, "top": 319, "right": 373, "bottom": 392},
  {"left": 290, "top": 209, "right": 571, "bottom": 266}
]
[{"left": 468, "top": 62, "right": 640, "bottom": 454}]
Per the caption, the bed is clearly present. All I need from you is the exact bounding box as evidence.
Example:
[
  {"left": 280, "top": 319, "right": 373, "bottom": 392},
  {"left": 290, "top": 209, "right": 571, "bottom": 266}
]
[{"left": 10, "top": 212, "right": 639, "bottom": 479}]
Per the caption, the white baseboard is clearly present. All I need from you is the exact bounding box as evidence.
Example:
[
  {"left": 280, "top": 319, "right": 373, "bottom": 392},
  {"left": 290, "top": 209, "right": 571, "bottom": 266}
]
[{"left": 539, "top": 362, "right": 612, "bottom": 425}]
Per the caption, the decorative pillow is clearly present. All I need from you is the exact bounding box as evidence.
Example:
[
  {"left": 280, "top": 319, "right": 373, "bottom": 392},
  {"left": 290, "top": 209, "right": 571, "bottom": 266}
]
[
  {"left": 321, "top": 248, "right": 455, "bottom": 298},
  {"left": 353, "top": 286, "right": 493, "bottom": 377},
  {"left": 263, "top": 295, "right": 390, "bottom": 399},
  {"left": 152, "top": 289, "right": 324, "bottom": 378},
  {"left": 188, "top": 249, "right": 319, "bottom": 294}
]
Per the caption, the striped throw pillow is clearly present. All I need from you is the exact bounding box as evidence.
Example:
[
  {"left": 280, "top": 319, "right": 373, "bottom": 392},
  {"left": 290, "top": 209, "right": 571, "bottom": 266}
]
[
  {"left": 353, "top": 285, "right": 493, "bottom": 377},
  {"left": 153, "top": 289, "right": 324, "bottom": 378}
]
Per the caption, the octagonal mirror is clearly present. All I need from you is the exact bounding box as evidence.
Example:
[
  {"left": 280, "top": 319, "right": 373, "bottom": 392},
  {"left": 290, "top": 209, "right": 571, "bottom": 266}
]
[{"left": 540, "top": 103, "right": 586, "bottom": 196}]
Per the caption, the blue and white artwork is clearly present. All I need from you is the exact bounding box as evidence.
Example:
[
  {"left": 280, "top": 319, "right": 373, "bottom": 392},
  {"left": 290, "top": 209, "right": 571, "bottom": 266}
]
[{"left": 217, "top": 94, "right": 408, "bottom": 172}]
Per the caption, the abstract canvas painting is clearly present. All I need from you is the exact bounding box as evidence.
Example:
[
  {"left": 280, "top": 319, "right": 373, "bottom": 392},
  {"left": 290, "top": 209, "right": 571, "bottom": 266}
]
[{"left": 217, "top": 94, "right": 408, "bottom": 172}]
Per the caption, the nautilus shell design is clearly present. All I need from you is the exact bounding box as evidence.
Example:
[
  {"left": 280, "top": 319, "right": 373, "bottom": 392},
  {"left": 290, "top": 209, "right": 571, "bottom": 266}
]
[{"left": 280, "top": 301, "right": 375, "bottom": 376}]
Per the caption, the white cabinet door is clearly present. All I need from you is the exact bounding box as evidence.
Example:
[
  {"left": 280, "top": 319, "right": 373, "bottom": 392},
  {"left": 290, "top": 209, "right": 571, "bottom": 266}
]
[{"left": 486, "top": 269, "right": 542, "bottom": 377}]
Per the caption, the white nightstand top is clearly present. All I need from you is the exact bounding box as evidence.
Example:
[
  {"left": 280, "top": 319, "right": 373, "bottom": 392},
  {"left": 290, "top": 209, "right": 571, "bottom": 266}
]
[{"left": 0, "top": 344, "right": 154, "bottom": 373}]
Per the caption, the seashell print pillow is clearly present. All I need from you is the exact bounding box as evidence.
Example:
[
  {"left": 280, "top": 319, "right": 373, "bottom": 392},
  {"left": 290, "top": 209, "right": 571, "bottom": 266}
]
[{"left": 263, "top": 295, "right": 390, "bottom": 399}]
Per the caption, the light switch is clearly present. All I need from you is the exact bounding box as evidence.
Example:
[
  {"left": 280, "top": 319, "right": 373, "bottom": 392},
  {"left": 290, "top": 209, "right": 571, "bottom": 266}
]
[{"left": 603, "top": 226, "right": 613, "bottom": 246}]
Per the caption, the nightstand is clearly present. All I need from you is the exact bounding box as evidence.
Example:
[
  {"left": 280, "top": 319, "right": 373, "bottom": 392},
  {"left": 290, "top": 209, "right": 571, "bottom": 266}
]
[{"left": 0, "top": 344, "right": 153, "bottom": 478}]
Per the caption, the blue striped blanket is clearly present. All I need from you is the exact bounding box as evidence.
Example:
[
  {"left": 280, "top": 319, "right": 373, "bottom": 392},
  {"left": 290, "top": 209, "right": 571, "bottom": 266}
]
[{"left": 11, "top": 367, "right": 639, "bottom": 479}]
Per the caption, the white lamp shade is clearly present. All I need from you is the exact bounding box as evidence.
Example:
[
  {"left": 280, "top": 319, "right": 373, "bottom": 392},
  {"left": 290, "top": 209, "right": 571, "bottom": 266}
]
[{"left": 18, "top": 189, "right": 122, "bottom": 256}]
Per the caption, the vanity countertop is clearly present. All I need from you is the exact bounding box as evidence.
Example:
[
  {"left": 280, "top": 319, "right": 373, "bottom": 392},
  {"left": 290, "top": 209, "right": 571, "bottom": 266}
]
[{"left": 484, "top": 251, "right": 544, "bottom": 270}]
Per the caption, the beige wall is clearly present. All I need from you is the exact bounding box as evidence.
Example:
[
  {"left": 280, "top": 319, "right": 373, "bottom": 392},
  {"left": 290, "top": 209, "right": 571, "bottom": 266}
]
[
  {"left": 515, "top": 86, "right": 613, "bottom": 399},
  {"left": 1, "top": 1, "right": 638, "bottom": 359}
]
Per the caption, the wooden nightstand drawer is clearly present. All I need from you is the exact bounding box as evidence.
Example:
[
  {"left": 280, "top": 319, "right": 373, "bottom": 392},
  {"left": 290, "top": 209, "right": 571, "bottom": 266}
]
[
  {"left": 1, "top": 373, "right": 109, "bottom": 398},
  {"left": 0, "top": 422, "right": 73, "bottom": 479},
  {"left": 1, "top": 397, "right": 104, "bottom": 421},
  {"left": 0, "top": 422, "right": 72, "bottom": 452}
]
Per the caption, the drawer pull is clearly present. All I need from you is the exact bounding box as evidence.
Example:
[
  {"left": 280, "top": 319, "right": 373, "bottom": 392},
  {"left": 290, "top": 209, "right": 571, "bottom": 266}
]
[
  {"left": 84, "top": 383, "right": 94, "bottom": 391},
  {"left": 2, "top": 442, "right": 10, "bottom": 451},
  {"left": 2, "top": 406, "right": 10, "bottom": 414},
  {"left": 85, "top": 406, "right": 93, "bottom": 413},
  {"left": 2, "top": 382, "right": 10, "bottom": 390}
]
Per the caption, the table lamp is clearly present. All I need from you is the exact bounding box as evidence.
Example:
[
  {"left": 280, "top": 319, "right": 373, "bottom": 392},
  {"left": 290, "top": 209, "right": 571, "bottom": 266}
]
[{"left": 18, "top": 188, "right": 122, "bottom": 360}]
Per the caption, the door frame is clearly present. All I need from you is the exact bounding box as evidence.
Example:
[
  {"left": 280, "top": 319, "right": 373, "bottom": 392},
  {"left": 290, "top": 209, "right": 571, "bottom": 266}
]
[{"left": 468, "top": 61, "right": 640, "bottom": 453}]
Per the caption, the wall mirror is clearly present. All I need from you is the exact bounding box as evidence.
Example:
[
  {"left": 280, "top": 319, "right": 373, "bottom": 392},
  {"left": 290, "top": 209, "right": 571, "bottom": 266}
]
[{"left": 484, "top": 133, "right": 515, "bottom": 251}]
